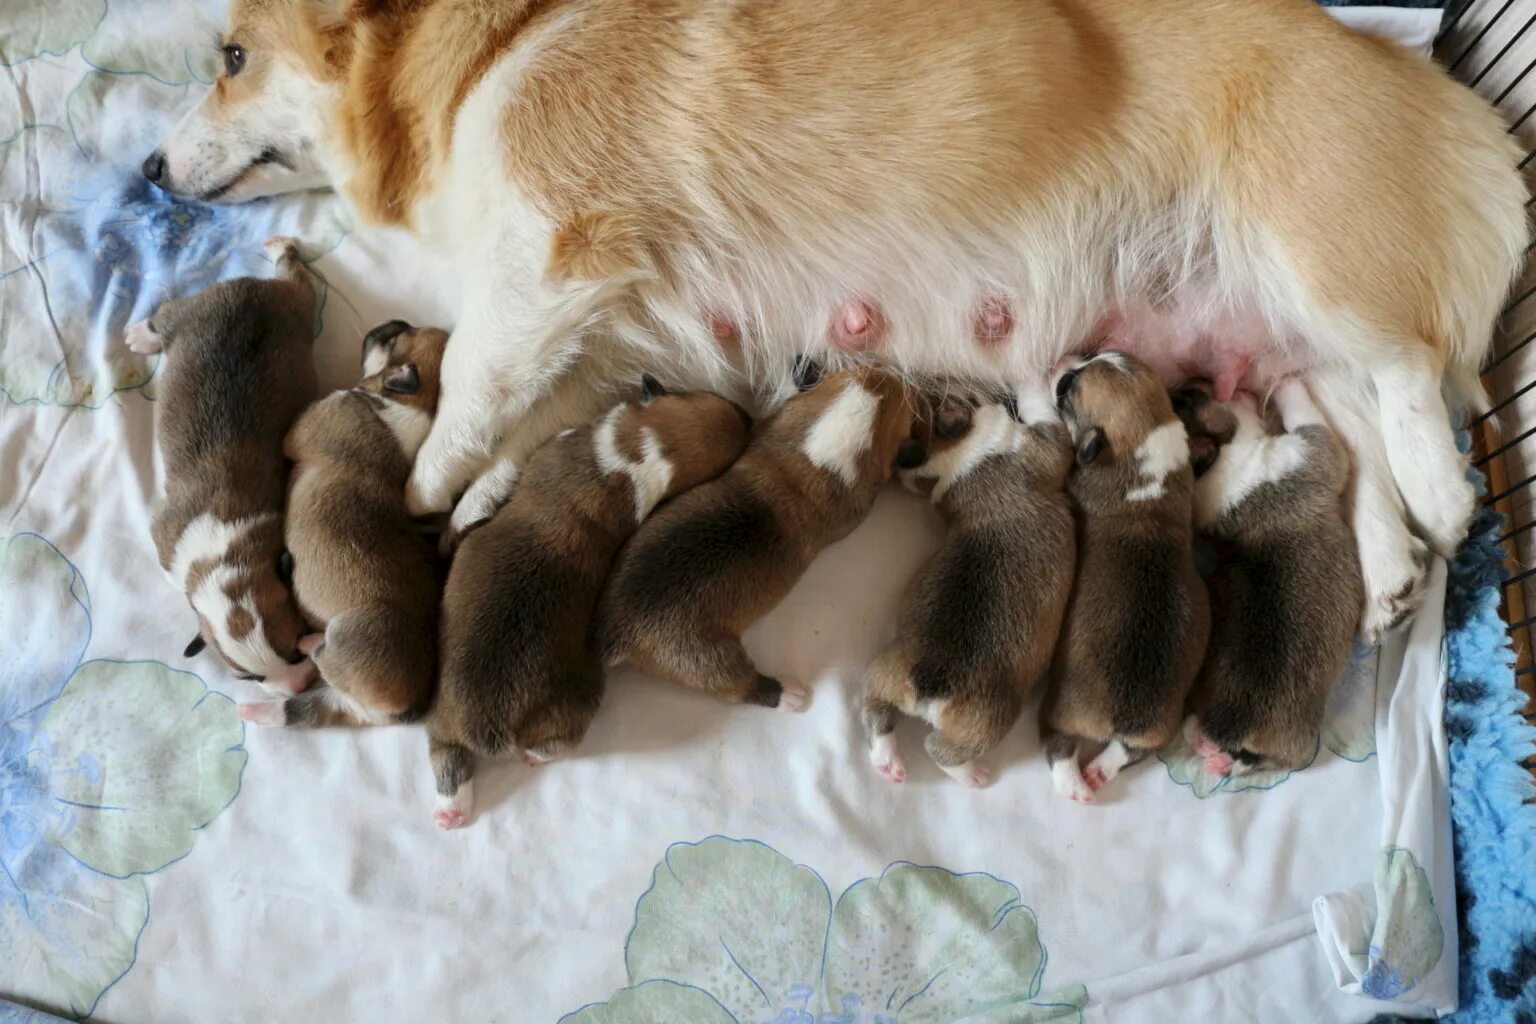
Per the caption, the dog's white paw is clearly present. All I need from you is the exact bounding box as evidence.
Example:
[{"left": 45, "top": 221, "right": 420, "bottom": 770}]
[
  {"left": 869, "top": 733, "right": 905, "bottom": 782},
  {"left": 433, "top": 782, "right": 474, "bottom": 830},
  {"left": 1051, "top": 758, "right": 1094, "bottom": 804},
  {"left": 237, "top": 701, "right": 286, "bottom": 727},
  {"left": 406, "top": 470, "right": 454, "bottom": 517},
  {"left": 1407, "top": 474, "right": 1474, "bottom": 560},
  {"left": 941, "top": 760, "right": 992, "bottom": 788},
  {"left": 124, "top": 319, "right": 163, "bottom": 355},
  {"left": 1359, "top": 534, "right": 1430, "bottom": 644}
]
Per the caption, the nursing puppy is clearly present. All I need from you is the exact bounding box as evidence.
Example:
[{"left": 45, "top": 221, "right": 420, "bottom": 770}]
[
  {"left": 130, "top": 236, "right": 316, "bottom": 690},
  {"left": 1043, "top": 351, "right": 1209, "bottom": 802},
  {"left": 599, "top": 366, "right": 926, "bottom": 709},
  {"left": 864, "top": 384, "right": 1074, "bottom": 787},
  {"left": 238, "top": 321, "right": 448, "bottom": 728},
  {"left": 427, "top": 382, "right": 750, "bottom": 829},
  {"left": 1174, "top": 379, "right": 1362, "bottom": 776}
]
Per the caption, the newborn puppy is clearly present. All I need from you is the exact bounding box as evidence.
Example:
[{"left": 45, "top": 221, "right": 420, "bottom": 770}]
[
  {"left": 864, "top": 383, "right": 1075, "bottom": 787},
  {"left": 1174, "top": 379, "right": 1362, "bottom": 775},
  {"left": 238, "top": 321, "right": 448, "bottom": 728},
  {"left": 599, "top": 365, "right": 927, "bottom": 710},
  {"left": 130, "top": 237, "right": 317, "bottom": 691},
  {"left": 1042, "top": 351, "right": 1209, "bottom": 802},
  {"left": 427, "top": 381, "right": 750, "bottom": 828}
]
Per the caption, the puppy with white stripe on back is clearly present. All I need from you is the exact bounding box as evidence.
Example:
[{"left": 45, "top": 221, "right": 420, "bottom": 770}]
[
  {"left": 598, "top": 362, "right": 928, "bottom": 711},
  {"left": 427, "top": 379, "right": 750, "bottom": 828},
  {"left": 238, "top": 320, "right": 448, "bottom": 729},
  {"left": 1172, "top": 378, "right": 1362, "bottom": 777},
  {"left": 1042, "top": 350, "right": 1209, "bottom": 802},
  {"left": 863, "top": 381, "right": 1075, "bottom": 787},
  {"left": 129, "top": 236, "right": 317, "bottom": 693}
]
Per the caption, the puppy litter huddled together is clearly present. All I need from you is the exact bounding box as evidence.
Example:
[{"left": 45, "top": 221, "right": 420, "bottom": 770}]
[{"left": 133, "top": 238, "right": 1364, "bottom": 827}]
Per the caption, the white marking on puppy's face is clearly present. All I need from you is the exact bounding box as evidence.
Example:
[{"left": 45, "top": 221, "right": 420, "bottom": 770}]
[
  {"left": 902, "top": 404, "right": 1025, "bottom": 502},
  {"left": 190, "top": 563, "right": 286, "bottom": 678},
  {"left": 1125, "top": 420, "right": 1190, "bottom": 502},
  {"left": 376, "top": 401, "right": 433, "bottom": 460},
  {"left": 593, "top": 406, "right": 677, "bottom": 522},
  {"left": 802, "top": 381, "right": 880, "bottom": 486}
]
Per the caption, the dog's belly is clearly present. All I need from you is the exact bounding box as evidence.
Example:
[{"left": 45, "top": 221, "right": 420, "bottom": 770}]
[{"left": 1093, "top": 298, "right": 1305, "bottom": 399}]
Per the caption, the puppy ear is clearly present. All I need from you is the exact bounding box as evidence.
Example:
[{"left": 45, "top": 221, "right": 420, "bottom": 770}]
[
  {"left": 640, "top": 374, "right": 665, "bottom": 403},
  {"left": 383, "top": 363, "right": 420, "bottom": 395},
  {"left": 277, "top": 549, "right": 295, "bottom": 585},
  {"left": 1190, "top": 435, "right": 1219, "bottom": 477},
  {"left": 792, "top": 356, "right": 823, "bottom": 392},
  {"left": 1075, "top": 426, "right": 1107, "bottom": 466},
  {"left": 895, "top": 438, "right": 928, "bottom": 469},
  {"left": 183, "top": 634, "right": 207, "bottom": 658},
  {"left": 934, "top": 399, "right": 973, "bottom": 440},
  {"left": 1000, "top": 390, "right": 1022, "bottom": 423}
]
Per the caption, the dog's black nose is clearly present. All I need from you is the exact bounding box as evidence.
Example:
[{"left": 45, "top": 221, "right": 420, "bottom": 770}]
[{"left": 142, "top": 151, "right": 167, "bottom": 185}]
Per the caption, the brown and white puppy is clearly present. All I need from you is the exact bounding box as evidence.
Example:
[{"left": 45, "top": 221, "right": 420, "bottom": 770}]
[
  {"left": 1173, "top": 379, "right": 1362, "bottom": 776},
  {"left": 130, "top": 236, "right": 317, "bottom": 691},
  {"left": 426, "top": 381, "right": 750, "bottom": 829},
  {"left": 598, "top": 365, "right": 927, "bottom": 710},
  {"left": 238, "top": 321, "right": 448, "bottom": 728},
  {"left": 864, "top": 383, "right": 1075, "bottom": 787},
  {"left": 1042, "top": 351, "right": 1209, "bottom": 802}
]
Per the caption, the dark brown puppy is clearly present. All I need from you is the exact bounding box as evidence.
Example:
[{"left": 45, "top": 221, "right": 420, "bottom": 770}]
[
  {"left": 1042, "top": 351, "right": 1210, "bottom": 803},
  {"left": 598, "top": 365, "right": 927, "bottom": 710},
  {"left": 1175, "top": 378, "right": 1362, "bottom": 776},
  {"left": 130, "top": 236, "right": 317, "bottom": 691},
  {"left": 238, "top": 321, "right": 448, "bottom": 729},
  {"left": 428, "top": 383, "right": 751, "bottom": 829},
  {"left": 864, "top": 382, "right": 1075, "bottom": 787}
]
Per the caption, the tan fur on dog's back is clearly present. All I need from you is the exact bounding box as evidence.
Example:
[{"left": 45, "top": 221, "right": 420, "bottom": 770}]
[{"left": 252, "top": 0, "right": 1523, "bottom": 387}]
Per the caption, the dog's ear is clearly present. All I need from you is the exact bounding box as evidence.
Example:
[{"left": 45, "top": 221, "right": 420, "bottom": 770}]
[
  {"left": 1075, "top": 426, "right": 1107, "bottom": 466},
  {"left": 934, "top": 399, "right": 973, "bottom": 440},
  {"left": 1190, "top": 435, "right": 1219, "bottom": 477},
  {"left": 383, "top": 363, "right": 420, "bottom": 395},
  {"left": 1000, "top": 390, "right": 1022, "bottom": 423},
  {"left": 183, "top": 634, "right": 207, "bottom": 658},
  {"left": 640, "top": 374, "right": 665, "bottom": 404},
  {"left": 277, "top": 549, "right": 295, "bottom": 586},
  {"left": 792, "top": 356, "right": 823, "bottom": 392}
]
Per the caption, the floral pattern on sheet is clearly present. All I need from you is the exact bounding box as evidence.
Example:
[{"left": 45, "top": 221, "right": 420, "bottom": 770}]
[
  {"left": 1160, "top": 641, "right": 1379, "bottom": 798},
  {"left": 1361, "top": 846, "right": 1445, "bottom": 1000},
  {"left": 561, "top": 835, "right": 1088, "bottom": 1024},
  {"left": 1, "top": 6, "right": 348, "bottom": 409},
  {"left": 0, "top": 534, "right": 246, "bottom": 1018}
]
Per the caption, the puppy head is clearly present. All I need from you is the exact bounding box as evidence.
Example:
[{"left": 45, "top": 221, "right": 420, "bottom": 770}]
[
  {"left": 1169, "top": 380, "right": 1238, "bottom": 477},
  {"left": 186, "top": 551, "right": 308, "bottom": 684},
  {"left": 1053, "top": 351, "right": 1177, "bottom": 470},
  {"left": 354, "top": 320, "right": 449, "bottom": 454},
  {"left": 627, "top": 388, "right": 753, "bottom": 498}
]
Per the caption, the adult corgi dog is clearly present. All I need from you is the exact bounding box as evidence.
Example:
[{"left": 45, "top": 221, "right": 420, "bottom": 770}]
[{"left": 149, "top": 0, "right": 1527, "bottom": 641}]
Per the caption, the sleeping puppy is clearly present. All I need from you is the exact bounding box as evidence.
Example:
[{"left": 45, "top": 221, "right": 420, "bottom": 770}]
[
  {"left": 864, "top": 382, "right": 1075, "bottom": 787},
  {"left": 130, "top": 236, "right": 317, "bottom": 691},
  {"left": 238, "top": 321, "right": 448, "bottom": 728},
  {"left": 426, "top": 381, "right": 750, "bottom": 829},
  {"left": 1042, "top": 350, "right": 1209, "bottom": 802},
  {"left": 598, "top": 364, "right": 927, "bottom": 710},
  {"left": 1174, "top": 378, "right": 1362, "bottom": 776}
]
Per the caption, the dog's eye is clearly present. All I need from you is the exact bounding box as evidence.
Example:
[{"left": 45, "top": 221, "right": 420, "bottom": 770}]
[{"left": 221, "top": 44, "right": 246, "bottom": 77}]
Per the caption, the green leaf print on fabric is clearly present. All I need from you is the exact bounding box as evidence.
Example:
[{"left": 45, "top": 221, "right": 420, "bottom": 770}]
[
  {"left": 569, "top": 836, "right": 1088, "bottom": 1024},
  {"left": 1361, "top": 846, "right": 1445, "bottom": 1000}
]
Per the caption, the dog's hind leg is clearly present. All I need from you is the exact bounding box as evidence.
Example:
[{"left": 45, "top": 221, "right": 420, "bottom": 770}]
[
  {"left": 1081, "top": 739, "right": 1152, "bottom": 792},
  {"left": 925, "top": 690, "right": 1019, "bottom": 789},
  {"left": 1044, "top": 731, "right": 1094, "bottom": 804},
  {"left": 1371, "top": 351, "right": 1473, "bottom": 559},
  {"left": 428, "top": 730, "right": 475, "bottom": 830},
  {"left": 862, "top": 650, "right": 912, "bottom": 782}
]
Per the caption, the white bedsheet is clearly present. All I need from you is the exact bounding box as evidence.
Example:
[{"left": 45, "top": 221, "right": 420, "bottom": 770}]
[{"left": 0, "top": 5, "right": 1457, "bottom": 1022}]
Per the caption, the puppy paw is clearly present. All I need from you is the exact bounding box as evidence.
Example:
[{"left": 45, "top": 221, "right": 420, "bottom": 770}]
[
  {"left": 237, "top": 701, "right": 286, "bottom": 727},
  {"left": 518, "top": 750, "right": 552, "bottom": 768},
  {"left": 940, "top": 761, "right": 992, "bottom": 789},
  {"left": 1361, "top": 538, "right": 1430, "bottom": 643},
  {"left": 1203, "top": 751, "right": 1235, "bottom": 776},
  {"left": 261, "top": 659, "right": 317, "bottom": 696},
  {"left": 405, "top": 472, "right": 453, "bottom": 517},
  {"left": 776, "top": 678, "right": 808, "bottom": 712},
  {"left": 1051, "top": 759, "right": 1095, "bottom": 804},
  {"left": 124, "top": 319, "right": 163, "bottom": 355},
  {"left": 868, "top": 734, "right": 905, "bottom": 782},
  {"left": 432, "top": 807, "right": 467, "bottom": 830},
  {"left": 297, "top": 632, "right": 325, "bottom": 656},
  {"left": 1082, "top": 764, "right": 1107, "bottom": 792},
  {"left": 262, "top": 235, "right": 300, "bottom": 262}
]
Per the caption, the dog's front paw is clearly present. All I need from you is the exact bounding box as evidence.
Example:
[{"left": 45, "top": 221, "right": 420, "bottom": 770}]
[
  {"left": 1360, "top": 534, "right": 1430, "bottom": 644},
  {"left": 1409, "top": 474, "right": 1474, "bottom": 560},
  {"left": 406, "top": 470, "right": 454, "bottom": 517},
  {"left": 124, "top": 319, "right": 163, "bottom": 355},
  {"left": 263, "top": 235, "right": 300, "bottom": 262}
]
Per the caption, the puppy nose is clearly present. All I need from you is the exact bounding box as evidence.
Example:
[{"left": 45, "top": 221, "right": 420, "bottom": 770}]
[{"left": 142, "top": 151, "right": 167, "bottom": 185}]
